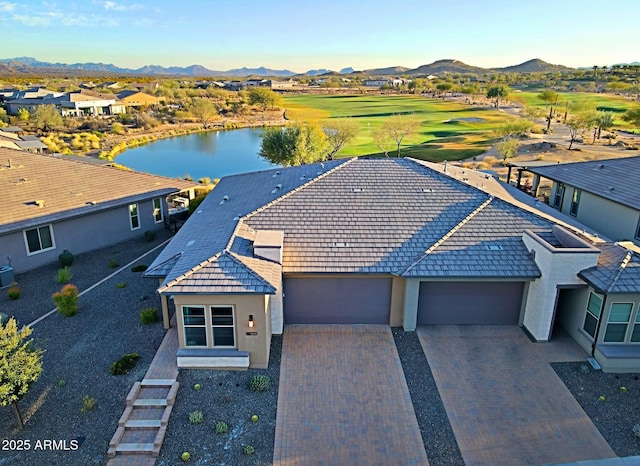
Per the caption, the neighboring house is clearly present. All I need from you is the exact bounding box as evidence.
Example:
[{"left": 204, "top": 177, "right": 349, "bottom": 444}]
[
  {"left": 96, "top": 81, "right": 121, "bottom": 89},
  {"left": 115, "top": 90, "right": 161, "bottom": 110},
  {"left": 0, "top": 147, "right": 196, "bottom": 274},
  {"left": 146, "top": 158, "right": 640, "bottom": 372},
  {"left": 5, "top": 91, "right": 118, "bottom": 117},
  {"left": 363, "top": 79, "right": 390, "bottom": 87},
  {"left": 529, "top": 156, "right": 640, "bottom": 247},
  {"left": 0, "top": 131, "right": 47, "bottom": 153}
]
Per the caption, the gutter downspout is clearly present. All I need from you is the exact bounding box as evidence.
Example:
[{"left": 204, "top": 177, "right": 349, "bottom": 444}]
[{"left": 591, "top": 293, "right": 607, "bottom": 358}]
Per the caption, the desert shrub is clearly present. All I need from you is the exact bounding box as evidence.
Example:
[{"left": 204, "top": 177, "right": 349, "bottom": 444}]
[
  {"left": 215, "top": 421, "right": 228, "bottom": 434},
  {"left": 58, "top": 249, "right": 74, "bottom": 267},
  {"left": 243, "top": 445, "right": 255, "bottom": 455},
  {"left": 53, "top": 284, "right": 79, "bottom": 316},
  {"left": 108, "top": 259, "right": 119, "bottom": 268},
  {"left": 109, "top": 352, "right": 140, "bottom": 375},
  {"left": 80, "top": 395, "right": 96, "bottom": 413},
  {"left": 139, "top": 307, "right": 158, "bottom": 324},
  {"left": 482, "top": 156, "right": 498, "bottom": 167},
  {"left": 189, "top": 410, "right": 204, "bottom": 424},
  {"left": 131, "top": 264, "right": 148, "bottom": 272},
  {"left": 7, "top": 285, "right": 20, "bottom": 300},
  {"left": 56, "top": 266, "right": 73, "bottom": 284},
  {"left": 111, "top": 122, "right": 125, "bottom": 135},
  {"left": 461, "top": 161, "right": 473, "bottom": 169},
  {"left": 248, "top": 375, "right": 271, "bottom": 392},
  {"left": 115, "top": 282, "right": 127, "bottom": 289}
]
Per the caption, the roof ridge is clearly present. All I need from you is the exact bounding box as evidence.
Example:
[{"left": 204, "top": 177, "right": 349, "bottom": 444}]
[
  {"left": 242, "top": 157, "right": 355, "bottom": 221},
  {"left": 143, "top": 252, "right": 182, "bottom": 275},
  {"left": 227, "top": 251, "right": 277, "bottom": 291},
  {"left": 158, "top": 251, "right": 223, "bottom": 293},
  {"left": 604, "top": 249, "right": 633, "bottom": 292},
  {"left": 400, "top": 195, "right": 494, "bottom": 275}
]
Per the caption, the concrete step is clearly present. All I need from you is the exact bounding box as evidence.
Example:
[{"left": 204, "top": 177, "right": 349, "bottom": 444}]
[
  {"left": 140, "top": 378, "right": 175, "bottom": 387},
  {"left": 125, "top": 419, "right": 162, "bottom": 429},
  {"left": 133, "top": 398, "right": 168, "bottom": 407},
  {"left": 115, "top": 442, "right": 155, "bottom": 454}
]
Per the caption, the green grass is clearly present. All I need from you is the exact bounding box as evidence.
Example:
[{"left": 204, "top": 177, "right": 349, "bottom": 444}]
[
  {"left": 283, "top": 94, "right": 518, "bottom": 161},
  {"left": 516, "top": 91, "right": 631, "bottom": 113}
]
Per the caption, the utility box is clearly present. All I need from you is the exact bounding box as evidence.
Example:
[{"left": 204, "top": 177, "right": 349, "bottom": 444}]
[{"left": 0, "top": 266, "right": 15, "bottom": 288}]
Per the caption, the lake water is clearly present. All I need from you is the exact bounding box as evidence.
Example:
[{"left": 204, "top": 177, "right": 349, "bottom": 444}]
[{"left": 115, "top": 128, "right": 276, "bottom": 181}]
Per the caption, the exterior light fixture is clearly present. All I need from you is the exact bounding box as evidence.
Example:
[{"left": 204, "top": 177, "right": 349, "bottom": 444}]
[{"left": 248, "top": 315, "right": 254, "bottom": 328}]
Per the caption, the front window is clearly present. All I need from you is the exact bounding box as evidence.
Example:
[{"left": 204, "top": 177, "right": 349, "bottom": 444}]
[
  {"left": 152, "top": 198, "right": 163, "bottom": 223},
  {"left": 552, "top": 183, "right": 565, "bottom": 210},
  {"left": 129, "top": 203, "right": 140, "bottom": 230},
  {"left": 183, "top": 306, "right": 207, "bottom": 347},
  {"left": 24, "top": 225, "right": 55, "bottom": 255},
  {"left": 570, "top": 189, "right": 581, "bottom": 217},
  {"left": 604, "top": 303, "right": 634, "bottom": 343},
  {"left": 211, "top": 306, "right": 235, "bottom": 347},
  {"left": 583, "top": 292, "right": 602, "bottom": 338}
]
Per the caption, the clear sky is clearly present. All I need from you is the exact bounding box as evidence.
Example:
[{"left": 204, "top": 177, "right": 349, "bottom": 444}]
[{"left": 1, "top": 0, "right": 638, "bottom": 72}]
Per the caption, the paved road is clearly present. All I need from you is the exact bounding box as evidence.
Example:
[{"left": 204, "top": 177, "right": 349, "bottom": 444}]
[
  {"left": 417, "top": 326, "right": 615, "bottom": 466},
  {"left": 273, "top": 325, "right": 429, "bottom": 466}
]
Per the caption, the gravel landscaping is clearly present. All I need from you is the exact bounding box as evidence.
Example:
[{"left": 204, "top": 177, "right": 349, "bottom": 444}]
[
  {"left": 553, "top": 361, "right": 640, "bottom": 458},
  {"left": 393, "top": 328, "right": 464, "bottom": 466},
  {"left": 156, "top": 337, "right": 281, "bottom": 466},
  {"left": 0, "top": 231, "right": 172, "bottom": 466}
]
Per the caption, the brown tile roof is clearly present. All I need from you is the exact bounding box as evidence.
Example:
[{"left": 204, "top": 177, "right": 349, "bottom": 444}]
[{"left": 0, "top": 147, "right": 196, "bottom": 232}]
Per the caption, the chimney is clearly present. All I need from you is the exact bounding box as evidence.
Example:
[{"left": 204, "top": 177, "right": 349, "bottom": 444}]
[{"left": 253, "top": 230, "right": 284, "bottom": 264}]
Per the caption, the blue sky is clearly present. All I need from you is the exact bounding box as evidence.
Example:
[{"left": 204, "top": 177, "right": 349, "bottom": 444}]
[{"left": 1, "top": 0, "right": 638, "bottom": 72}]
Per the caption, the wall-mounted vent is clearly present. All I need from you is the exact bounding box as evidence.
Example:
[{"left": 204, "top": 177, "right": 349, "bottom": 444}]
[{"left": 485, "top": 245, "right": 503, "bottom": 251}]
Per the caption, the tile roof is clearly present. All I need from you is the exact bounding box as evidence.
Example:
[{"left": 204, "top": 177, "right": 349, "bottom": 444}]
[
  {"left": 152, "top": 157, "right": 558, "bottom": 293},
  {"left": 0, "top": 147, "right": 195, "bottom": 233},
  {"left": 529, "top": 155, "right": 640, "bottom": 210},
  {"left": 579, "top": 243, "right": 640, "bottom": 294}
]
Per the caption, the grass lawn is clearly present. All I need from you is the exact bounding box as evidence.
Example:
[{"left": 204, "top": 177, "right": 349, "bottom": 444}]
[{"left": 283, "top": 94, "right": 516, "bottom": 161}]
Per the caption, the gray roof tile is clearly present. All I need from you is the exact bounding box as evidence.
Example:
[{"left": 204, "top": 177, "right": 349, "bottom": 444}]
[{"left": 579, "top": 243, "right": 640, "bottom": 294}]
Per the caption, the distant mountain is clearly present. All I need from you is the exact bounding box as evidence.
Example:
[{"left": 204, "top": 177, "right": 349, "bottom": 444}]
[
  {"left": 340, "top": 67, "right": 355, "bottom": 74},
  {"left": 493, "top": 58, "right": 572, "bottom": 73},
  {"left": 306, "top": 69, "right": 333, "bottom": 76},
  {"left": 364, "top": 66, "right": 410, "bottom": 76},
  {"left": 406, "top": 59, "right": 486, "bottom": 76},
  {"left": 224, "top": 67, "right": 296, "bottom": 77}
]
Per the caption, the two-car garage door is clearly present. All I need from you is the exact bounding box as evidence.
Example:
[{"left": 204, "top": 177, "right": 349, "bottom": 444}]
[
  {"left": 283, "top": 277, "right": 392, "bottom": 324},
  {"left": 417, "top": 281, "right": 524, "bottom": 325}
]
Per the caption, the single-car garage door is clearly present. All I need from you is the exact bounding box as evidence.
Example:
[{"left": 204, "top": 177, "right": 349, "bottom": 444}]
[
  {"left": 283, "top": 277, "right": 392, "bottom": 324},
  {"left": 417, "top": 281, "right": 524, "bottom": 325}
]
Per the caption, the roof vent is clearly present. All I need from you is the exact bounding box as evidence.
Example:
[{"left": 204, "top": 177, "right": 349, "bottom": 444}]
[
  {"left": 86, "top": 201, "right": 97, "bottom": 205},
  {"left": 300, "top": 174, "right": 306, "bottom": 180},
  {"left": 272, "top": 170, "right": 281, "bottom": 177},
  {"left": 421, "top": 188, "right": 433, "bottom": 193},
  {"left": 331, "top": 242, "right": 349, "bottom": 247},
  {"left": 599, "top": 164, "right": 605, "bottom": 169},
  {"left": 609, "top": 187, "right": 615, "bottom": 191},
  {"left": 271, "top": 183, "right": 283, "bottom": 194},
  {"left": 219, "top": 195, "right": 230, "bottom": 205},
  {"left": 351, "top": 188, "right": 364, "bottom": 193},
  {"left": 187, "top": 240, "right": 195, "bottom": 246},
  {"left": 485, "top": 244, "right": 503, "bottom": 251},
  {"left": 34, "top": 199, "right": 45, "bottom": 207}
]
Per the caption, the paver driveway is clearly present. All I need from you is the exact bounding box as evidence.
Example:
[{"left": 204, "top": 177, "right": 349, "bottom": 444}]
[
  {"left": 417, "top": 326, "right": 615, "bottom": 466},
  {"left": 273, "top": 325, "right": 429, "bottom": 466}
]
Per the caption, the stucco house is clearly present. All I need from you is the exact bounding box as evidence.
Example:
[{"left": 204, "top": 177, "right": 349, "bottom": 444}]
[
  {"left": 528, "top": 155, "right": 640, "bottom": 247},
  {"left": 146, "top": 157, "right": 640, "bottom": 373},
  {"left": 0, "top": 147, "right": 196, "bottom": 274}
]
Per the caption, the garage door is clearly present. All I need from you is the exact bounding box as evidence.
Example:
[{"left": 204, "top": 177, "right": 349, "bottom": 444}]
[
  {"left": 417, "top": 281, "right": 524, "bottom": 325},
  {"left": 283, "top": 277, "right": 392, "bottom": 324}
]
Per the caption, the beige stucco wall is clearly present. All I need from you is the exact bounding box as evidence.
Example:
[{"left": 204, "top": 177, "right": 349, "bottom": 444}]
[
  {"left": 390, "top": 277, "right": 405, "bottom": 326},
  {"left": 173, "top": 294, "right": 272, "bottom": 368}
]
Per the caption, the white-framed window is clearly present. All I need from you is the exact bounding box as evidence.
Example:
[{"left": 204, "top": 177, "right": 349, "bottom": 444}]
[
  {"left": 583, "top": 292, "right": 602, "bottom": 339},
  {"left": 24, "top": 224, "right": 55, "bottom": 255},
  {"left": 129, "top": 203, "right": 140, "bottom": 230},
  {"left": 604, "top": 303, "right": 634, "bottom": 343},
  {"left": 635, "top": 218, "right": 640, "bottom": 241},
  {"left": 552, "top": 183, "right": 565, "bottom": 210},
  {"left": 183, "top": 306, "right": 207, "bottom": 347},
  {"left": 570, "top": 189, "right": 581, "bottom": 217},
  {"left": 152, "top": 197, "right": 163, "bottom": 224},
  {"left": 211, "top": 306, "right": 235, "bottom": 347},
  {"left": 631, "top": 311, "right": 640, "bottom": 343}
]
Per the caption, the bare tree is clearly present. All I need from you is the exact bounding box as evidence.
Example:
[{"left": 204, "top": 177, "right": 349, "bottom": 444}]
[
  {"left": 322, "top": 119, "right": 359, "bottom": 160},
  {"left": 382, "top": 115, "right": 420, "bottom": 157}
]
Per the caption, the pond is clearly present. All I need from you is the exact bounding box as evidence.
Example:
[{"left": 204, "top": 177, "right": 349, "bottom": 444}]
[{"left": 115, "top": 128, "right": 276, "bottom": 181}]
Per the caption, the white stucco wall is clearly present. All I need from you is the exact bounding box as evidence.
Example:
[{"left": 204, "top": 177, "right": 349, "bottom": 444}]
[
  {"left": 522, "top": 229, "right": 600, "bottom": 340},
  {"left": 270, "top": 285, "right": 283, "bottom": 335}
]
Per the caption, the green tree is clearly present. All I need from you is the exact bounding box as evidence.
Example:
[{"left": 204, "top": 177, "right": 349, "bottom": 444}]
[
  {"left": 567, "top": 112, "right": 595, "bottom": 150},
  {"left": 495, "top": 138, "right": 519, "bottom": 160},
  {"left": 494, "top": 119, "right": 534, "bottom": 139},
  {"left": 0, "top": 318, "right": 44, "bottom": 427},
  {"left": 322, "top": 119, "right": 359, "bottom": 160},
  {"left": 593, "top": 111, "right": 614, "bottom": 142},
  {"left": 538, "top": 89, "right": 559, "bottom": 132},
  {"left": 0, "top": 108, "right": 9, "bottom": 127},
  {"left": 486, "top": 85, "right": 510, "bottom": 109},
  {"left": 32, "top": 104, "right": 63, "bottom": 131},
  {"left": 259, "top": 122, "right": 328, "bottom": 166},
  {"left": 622, "top": 107, "right": 640, "bottom": 128},
  {"left": 17, "top": 108, "right": 30, "bottom": 121},
  {"left": 248, "top": 87, "right": 282, "bottom": 121},
  {"left": 189, "top": 97, "right": 219, "bottom": 128},
  {"left": 382, "top": 115, "right": 420, "bottom": 157}
]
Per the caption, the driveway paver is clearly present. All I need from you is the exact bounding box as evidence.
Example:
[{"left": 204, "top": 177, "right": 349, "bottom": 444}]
[
  {"left": 417, "top": 326, "right": 615, "bottom": 466},
  {"left": 274, "top": 325, "right": 429, "bottom": 466}
]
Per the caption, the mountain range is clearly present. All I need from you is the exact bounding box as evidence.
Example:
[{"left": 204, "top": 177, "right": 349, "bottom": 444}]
[{"left": 0, "top": 57, "right": 586, "bottom": 78}]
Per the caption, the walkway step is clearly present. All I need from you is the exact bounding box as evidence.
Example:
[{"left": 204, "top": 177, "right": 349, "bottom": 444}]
[
  {"left": 115, "top": 442, "right": 155, "bottom": 454},
  {"left": 141, "top": 378, "right": 175, "bottom": 386},
  {"left": 133, "top": 398, "right": 167, "bottom": 407},
  {"left": 125, "top": 382, "right": 142, "bottom": 406},
  {"left": 125, "top": 419, "right": 162, "bottom": 429}
]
